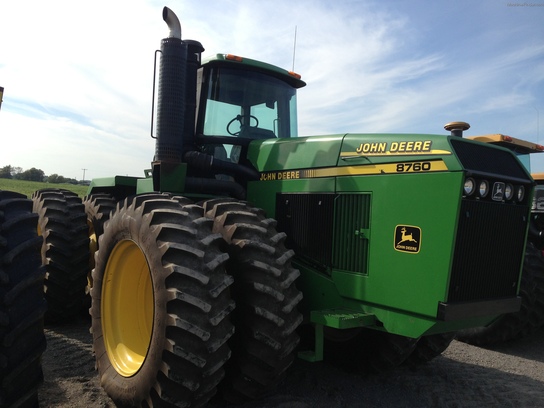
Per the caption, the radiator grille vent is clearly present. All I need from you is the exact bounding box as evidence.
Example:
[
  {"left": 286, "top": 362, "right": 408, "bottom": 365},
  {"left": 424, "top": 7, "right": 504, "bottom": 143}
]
[
  {"left": 332, "top": 194, "right": 371, "bottom": 273},
  {"left": 448, "top": 199, "right": 527, "bottom": 302},
  {"left": 275, "top": 193, "right": 370, "bottom": 273},
  {"left": 275, "top": 194, "right": 335, "bottom": 271}
]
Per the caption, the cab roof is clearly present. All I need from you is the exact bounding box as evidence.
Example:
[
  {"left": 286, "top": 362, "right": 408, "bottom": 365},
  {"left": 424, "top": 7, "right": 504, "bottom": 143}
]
[{"left": 202, "top": 53, "right": 306, "bottom": 89}]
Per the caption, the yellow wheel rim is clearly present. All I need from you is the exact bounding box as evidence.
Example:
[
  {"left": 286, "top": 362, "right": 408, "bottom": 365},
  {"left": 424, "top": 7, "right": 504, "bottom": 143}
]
[
  {"left": 102, "top": 239, "right": 154, "bottom": 377},
  {"left": 88, "top": 220, "right": 98, "bottom": 268},
  {"left": 87, "top": 219, "right": 97, "bottom": 288}
]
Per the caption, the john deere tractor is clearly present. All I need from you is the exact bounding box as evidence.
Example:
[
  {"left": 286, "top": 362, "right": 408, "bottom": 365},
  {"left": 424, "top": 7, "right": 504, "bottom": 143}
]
[{"left": 46, "top": 7, "right": 533, "bottom": 407}]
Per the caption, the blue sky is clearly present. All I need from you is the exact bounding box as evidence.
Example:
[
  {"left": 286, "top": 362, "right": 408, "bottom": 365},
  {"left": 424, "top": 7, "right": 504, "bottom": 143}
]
[{"left": 1, "top": 0, "right": 543, "bottom": 180}]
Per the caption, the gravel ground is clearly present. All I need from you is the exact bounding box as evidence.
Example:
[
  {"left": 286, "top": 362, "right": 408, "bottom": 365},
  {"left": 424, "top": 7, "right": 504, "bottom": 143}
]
[{"left": 38, "top": 316, "right": 544, "bottom": 407}]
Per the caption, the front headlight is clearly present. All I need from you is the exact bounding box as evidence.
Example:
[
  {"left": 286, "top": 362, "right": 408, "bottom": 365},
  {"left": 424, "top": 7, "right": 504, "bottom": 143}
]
[
  {"left": 517, "top": 185, "right": 525, "bottom": 202},
  {"left": 505, "top": 183, "right": 514, "bottom": 201},
  {"left": 479, "top": 180, "right": 489, "bottom": 198},
  {"left": 464, "top": 178, "right": 476, "bottom": 196}
]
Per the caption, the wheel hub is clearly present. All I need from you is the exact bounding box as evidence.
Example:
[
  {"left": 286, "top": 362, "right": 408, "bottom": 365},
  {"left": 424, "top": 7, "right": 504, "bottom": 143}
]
[{"left": 102, "top": 239, "right": 154, "bottom": 377}]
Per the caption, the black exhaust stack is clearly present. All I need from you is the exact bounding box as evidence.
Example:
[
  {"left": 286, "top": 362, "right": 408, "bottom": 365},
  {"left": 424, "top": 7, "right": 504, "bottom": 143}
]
[
  {"left": 151, "top": 7, "right": 252, "bottom": 199},
  {"left": 153, "top": 7, "right": 204, "bottom": 164}
]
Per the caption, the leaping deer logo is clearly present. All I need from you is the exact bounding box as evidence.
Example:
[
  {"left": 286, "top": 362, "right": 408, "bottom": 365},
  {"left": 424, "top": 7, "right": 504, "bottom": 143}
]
[{"left": 398, "top": 227, "right": 418, "bottom": 245}]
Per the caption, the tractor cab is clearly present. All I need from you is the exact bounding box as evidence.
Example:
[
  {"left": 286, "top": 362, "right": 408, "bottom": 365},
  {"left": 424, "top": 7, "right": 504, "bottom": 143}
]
[
  {"left": 90, "top": 11, "right": 306, "bottom": 200},
  {"left": 194, "top": 54, "right": 305, "bottom": 165}
]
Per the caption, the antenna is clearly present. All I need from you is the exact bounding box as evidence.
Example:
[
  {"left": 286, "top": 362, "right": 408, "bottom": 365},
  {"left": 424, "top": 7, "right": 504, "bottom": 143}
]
[{"left": 292, "top": 26, "right": 297, "bottom": 72}]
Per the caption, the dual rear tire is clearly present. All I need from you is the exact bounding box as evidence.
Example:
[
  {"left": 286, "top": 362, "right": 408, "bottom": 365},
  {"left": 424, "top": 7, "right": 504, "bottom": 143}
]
[
  {"left": 202, "top": 199, "right": 303, "bottom": 401},
  {"left": 91, "top": 195, "right": 303, "bottom": 406}
]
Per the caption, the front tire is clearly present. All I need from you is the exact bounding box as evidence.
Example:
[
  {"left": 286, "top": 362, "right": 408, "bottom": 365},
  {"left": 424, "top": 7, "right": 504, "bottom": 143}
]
[
  {"left": 202, "top": 199, "right": 303, "bottom": 401},
  {"left": 91, "top": 194, "right": 234, "bottom": 407},
  {"left": 324, "top": 328, "right": 418, "bottom": 373},
  {"left": 406, "top": 332, "right": 456, "bottom": 366},
  {"left": 457, "top": 242, "right": 544, "bottom": 345},
  {"left": 0, "top": 191, "right": 47, "bottom": 408}
]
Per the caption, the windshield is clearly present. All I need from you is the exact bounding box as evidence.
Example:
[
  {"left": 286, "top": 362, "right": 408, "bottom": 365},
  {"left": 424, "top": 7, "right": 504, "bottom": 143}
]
[{"left": 200, "top": 67, "right": 298, "bottom": 139}]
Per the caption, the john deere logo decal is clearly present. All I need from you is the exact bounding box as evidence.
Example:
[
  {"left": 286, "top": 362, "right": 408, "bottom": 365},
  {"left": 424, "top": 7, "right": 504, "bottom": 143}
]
[
  {"left": 492, "top": 182, "right": 505, "bottom": 201},
  {"left": 394, "top": 225, "right": 421, "bottom": 253}
]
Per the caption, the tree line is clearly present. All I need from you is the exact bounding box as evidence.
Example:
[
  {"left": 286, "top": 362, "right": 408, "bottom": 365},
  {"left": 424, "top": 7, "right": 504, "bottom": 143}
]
[{"left": 0, "top": 165, "right": 86, "bottom": 185}]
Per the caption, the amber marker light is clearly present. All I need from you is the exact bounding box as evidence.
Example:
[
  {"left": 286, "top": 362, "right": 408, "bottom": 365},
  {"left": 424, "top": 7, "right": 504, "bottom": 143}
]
[
  {"left": 288, "top": 71, "right": 302, "bottom": 79},
  {"left": 225, "top": 54, "right": 243, "bottom": 62}
]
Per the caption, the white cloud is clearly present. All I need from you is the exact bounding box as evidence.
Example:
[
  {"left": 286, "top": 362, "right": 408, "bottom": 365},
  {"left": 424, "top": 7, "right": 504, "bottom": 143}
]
[{"left": 1, "top": 0, "right": 543, "bottom": 179}]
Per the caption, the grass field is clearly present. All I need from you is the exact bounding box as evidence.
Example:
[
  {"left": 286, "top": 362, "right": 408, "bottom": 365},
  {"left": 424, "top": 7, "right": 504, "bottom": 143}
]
[{"left": 0, "top": 179, "right": 89, "bottom": 198}]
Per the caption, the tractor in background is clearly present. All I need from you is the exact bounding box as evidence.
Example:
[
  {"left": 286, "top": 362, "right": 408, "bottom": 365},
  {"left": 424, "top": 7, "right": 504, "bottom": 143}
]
[
  {"left": 0, "top": 86, "right": 46, "bottom": 408},
  {"left": 30, "top": 7, "right": 535, "bottom": 408},
  {"left": 0, "top": 193, "right": 46, "bottom": 408}
]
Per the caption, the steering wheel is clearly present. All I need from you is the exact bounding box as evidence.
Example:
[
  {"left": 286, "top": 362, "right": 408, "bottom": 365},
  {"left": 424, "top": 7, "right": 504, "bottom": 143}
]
[{"left": 227, "top": 115, "right": 259, "bottom": 136}]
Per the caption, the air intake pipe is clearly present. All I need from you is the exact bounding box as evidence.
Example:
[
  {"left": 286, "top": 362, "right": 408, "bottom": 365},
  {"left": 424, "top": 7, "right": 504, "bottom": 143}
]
[
  {"left": 153, "top": 7, "right": 204, "bottom": 163},
  {"left": 444, "top": 121, "right": 470, "bottom": 138}
]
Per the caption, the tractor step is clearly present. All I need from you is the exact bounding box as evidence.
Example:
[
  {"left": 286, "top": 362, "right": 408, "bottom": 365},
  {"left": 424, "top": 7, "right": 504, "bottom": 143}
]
[{"left": 298, "top": 309, "right": 375, "bottom": 362}]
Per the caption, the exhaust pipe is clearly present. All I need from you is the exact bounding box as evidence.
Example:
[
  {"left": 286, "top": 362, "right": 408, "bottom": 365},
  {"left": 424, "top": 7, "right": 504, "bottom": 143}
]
[
  {"left": 163, "top": 7, "right": 181, "bottom": 39},
  {"left": 153, "top": 7, "right": 204, "bottom": 164}
]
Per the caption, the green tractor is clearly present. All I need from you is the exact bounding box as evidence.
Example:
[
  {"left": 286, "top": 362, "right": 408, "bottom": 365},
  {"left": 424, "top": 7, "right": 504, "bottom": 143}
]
[{"left": 35, "top": 6, "right": 533, "bottom": 407}]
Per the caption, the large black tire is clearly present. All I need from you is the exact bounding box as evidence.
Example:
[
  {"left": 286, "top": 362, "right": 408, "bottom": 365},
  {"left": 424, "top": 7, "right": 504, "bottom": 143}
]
[
  {"left": 202, "top": 198, "right": 303, "bottom": 401},
  {"left": 32, "top": 188, "right": 90, "bottom": 322},
  {"left": 91, "top": 193, "right": 234, "bottom": 407},
  {"left": 83, "top": 193, "right": 117, "bottom": 287},
  {"left": 326, "top": 328, "right": 418, "bottom": 373},
  {"left": 406, "top": 332, "right": 456, "bottom": 366},
  {"left": 457, "top": 242, "right": 544, "bottom": 346},
  {"left": 0, "top": 191, "right": 47, "bottom": 408},
  {"left": 364, "top": 331, "right": 419, "bottom": 372}
]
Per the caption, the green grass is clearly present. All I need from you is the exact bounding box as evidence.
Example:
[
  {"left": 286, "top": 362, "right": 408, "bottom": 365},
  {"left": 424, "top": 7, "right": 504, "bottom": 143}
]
[{"left": 0, "top": 179, "right": 89, "bottom": 198}]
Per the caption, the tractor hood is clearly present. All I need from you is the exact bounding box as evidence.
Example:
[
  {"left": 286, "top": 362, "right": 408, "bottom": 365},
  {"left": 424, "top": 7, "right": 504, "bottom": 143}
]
[
  {"left": 247, "top": 133, "right": 490, "bottom": 175},
  {"left": 246, "top": 132, "right": 533, "bottom": 338}
]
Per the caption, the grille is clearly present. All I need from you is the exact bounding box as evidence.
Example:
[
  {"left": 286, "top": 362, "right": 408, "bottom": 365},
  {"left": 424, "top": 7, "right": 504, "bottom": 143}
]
[
  {"left": 276, "top": 194, "right": 335, "bottom": 271},
  {"left": 450, "top": 138, "right": 528, "bottom": 181},
  {"left": 448, "top": 199, "right": 528, "bottom": 302},
  {"left": 332, "top": 194, "right": 371, "bottom": 273},
  {"left": 448, "top": 137, "right": 531, "bottom": 302},
  {"left": 275, "top": 193, "right": 371, "bottom": 273}
]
